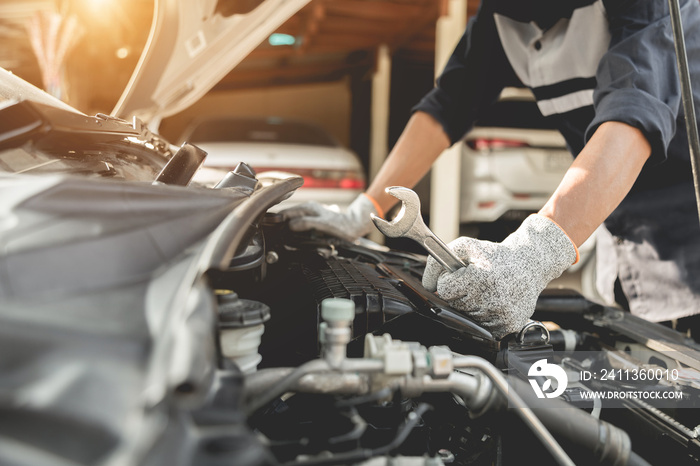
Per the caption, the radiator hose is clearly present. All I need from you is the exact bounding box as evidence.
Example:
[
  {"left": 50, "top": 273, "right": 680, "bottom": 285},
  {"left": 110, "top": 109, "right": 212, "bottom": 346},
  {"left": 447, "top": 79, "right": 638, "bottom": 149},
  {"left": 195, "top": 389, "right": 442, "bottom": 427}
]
[{"left": 508, "top": 376, "right": 650, "bottom": 466}]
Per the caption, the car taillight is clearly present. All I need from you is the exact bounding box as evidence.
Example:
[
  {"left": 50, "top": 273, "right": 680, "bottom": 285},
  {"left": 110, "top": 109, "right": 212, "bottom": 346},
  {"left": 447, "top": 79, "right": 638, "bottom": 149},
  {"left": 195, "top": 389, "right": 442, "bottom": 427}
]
[
  {"left": 254, "top": 167, "right": 366, "bottom": 190},
  {"left": 478, "top": 201, "right": 496, "bottom": 209},
  {"left": 467, "top": 138, "right": 529, "bottom": 150},
  {"left": 512, "top": 193, "right": 531, "bottom": 199}
]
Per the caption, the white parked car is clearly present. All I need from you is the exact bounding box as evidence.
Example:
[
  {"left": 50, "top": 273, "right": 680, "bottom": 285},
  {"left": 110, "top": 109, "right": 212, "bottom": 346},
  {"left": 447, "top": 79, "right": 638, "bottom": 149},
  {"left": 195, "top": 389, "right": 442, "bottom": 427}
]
[
  {"left": 184, "top": 116, "right": 366, "bottom": 210},
  {"left": 460, "top": 88, "right": 573, "bottom": 227}
]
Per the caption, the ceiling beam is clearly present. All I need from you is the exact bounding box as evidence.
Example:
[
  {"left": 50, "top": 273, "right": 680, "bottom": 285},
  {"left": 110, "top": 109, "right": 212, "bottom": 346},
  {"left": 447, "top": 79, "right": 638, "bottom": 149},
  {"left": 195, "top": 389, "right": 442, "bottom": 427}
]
[
  {"left": 313, "top": 18, "right": 405, "bottom": 37},
  {"left": 325, "top": 1, "right": 426, "bottom": 21},
  {"left": 298, "top": 1, "right": 325, "bottom": 53},
  {"left": 388, "top": 2, "right": 440, "bottom": 52}
]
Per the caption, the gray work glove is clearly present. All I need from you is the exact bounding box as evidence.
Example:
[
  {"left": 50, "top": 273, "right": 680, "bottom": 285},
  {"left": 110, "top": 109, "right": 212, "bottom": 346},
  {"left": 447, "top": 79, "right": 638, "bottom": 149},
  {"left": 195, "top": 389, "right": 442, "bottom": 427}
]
[
  {"left": 422, "top": 215, "right": 578, "bottom": 339},
  {"left": 281, "top": 194, "right": 378, "bottom": 242}
]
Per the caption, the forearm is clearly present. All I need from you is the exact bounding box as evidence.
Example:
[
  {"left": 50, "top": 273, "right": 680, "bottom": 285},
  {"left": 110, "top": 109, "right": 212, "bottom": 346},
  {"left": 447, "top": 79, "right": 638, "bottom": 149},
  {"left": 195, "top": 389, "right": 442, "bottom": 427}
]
[
  {"left": 539, "top": 121, "right": 651, "bottom": 247},
  {"left": 366, "top": 111, "right": 451, "bottom": 214}
]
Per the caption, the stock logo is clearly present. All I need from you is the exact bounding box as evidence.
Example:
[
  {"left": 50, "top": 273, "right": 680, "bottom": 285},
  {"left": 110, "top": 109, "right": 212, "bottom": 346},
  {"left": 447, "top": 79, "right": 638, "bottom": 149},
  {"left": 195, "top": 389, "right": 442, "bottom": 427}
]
[{"left": 528, "top": 359, "right": 568, "bottom": 399}]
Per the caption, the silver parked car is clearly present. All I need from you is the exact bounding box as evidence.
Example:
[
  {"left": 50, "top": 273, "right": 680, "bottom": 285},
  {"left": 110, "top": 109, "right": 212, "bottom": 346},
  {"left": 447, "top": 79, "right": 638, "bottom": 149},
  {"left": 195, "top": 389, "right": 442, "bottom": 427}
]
[{"left": 184, "top": 116, "right": 366, "bottom": 210}]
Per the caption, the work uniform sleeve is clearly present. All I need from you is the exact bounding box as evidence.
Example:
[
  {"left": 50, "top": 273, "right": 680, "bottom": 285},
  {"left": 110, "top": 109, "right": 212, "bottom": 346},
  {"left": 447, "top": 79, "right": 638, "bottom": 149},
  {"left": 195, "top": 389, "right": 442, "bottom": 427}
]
[
  {"left": 412, "top": 1, "right": 519, "bottom": 145},
  {"left": 589, "top": 0, "right": 700, "bottom": 164}
]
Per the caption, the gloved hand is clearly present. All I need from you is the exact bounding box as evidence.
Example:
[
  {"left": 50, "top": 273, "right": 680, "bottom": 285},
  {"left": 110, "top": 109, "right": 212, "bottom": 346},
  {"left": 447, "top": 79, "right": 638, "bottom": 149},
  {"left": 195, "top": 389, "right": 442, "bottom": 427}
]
[
  {"left": 281, "top": 194, "right": 379, "bottom": 242},
  {"left": 422, "top": 215, "right": 578, "bottom": 339}
]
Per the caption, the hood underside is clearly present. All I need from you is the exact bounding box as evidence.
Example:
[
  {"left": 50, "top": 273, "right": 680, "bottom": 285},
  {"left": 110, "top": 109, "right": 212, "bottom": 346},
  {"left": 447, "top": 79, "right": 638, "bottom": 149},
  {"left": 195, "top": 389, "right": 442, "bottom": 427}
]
[{"left": 111, "top": 0, "right": 311, "bottom": 125}]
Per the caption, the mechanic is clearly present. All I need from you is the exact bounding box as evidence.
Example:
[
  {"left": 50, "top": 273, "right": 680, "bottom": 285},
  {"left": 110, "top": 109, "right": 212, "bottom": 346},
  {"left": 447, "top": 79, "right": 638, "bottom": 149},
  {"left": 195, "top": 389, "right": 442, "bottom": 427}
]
[{"left": 283, "top": 0, "right": 700, "bottom": 340}]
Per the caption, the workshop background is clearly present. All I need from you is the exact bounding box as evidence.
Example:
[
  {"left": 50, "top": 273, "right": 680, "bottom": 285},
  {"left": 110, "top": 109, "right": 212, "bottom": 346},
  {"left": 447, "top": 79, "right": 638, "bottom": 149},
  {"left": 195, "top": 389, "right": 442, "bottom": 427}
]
[
  {"left": 0, "top": 0, "right": 476, "bottom": 167},
  {"left": 0, "top": 0, "right": 591, "bottom": 270}
]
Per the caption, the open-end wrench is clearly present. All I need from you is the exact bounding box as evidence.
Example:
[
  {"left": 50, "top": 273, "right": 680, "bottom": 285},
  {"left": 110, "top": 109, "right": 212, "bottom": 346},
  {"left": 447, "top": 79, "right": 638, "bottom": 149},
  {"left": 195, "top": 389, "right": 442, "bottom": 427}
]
[{"left": 370, "top": 187, "right": 468, "bottom": 273}]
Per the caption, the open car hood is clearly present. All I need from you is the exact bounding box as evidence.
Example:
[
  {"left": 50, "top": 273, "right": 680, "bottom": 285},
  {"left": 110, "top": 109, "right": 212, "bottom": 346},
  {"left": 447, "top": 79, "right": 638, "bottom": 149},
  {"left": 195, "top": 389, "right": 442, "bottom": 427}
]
[{"left": 111, "top": 0, "right": 310, "bottom": 125}]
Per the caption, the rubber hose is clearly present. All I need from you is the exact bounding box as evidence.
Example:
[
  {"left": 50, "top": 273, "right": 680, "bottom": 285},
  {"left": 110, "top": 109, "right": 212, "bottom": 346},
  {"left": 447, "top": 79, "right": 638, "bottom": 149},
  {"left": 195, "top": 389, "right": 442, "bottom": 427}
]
[{"left": 508, "top": 376, "right": 631, "bottom": 466}]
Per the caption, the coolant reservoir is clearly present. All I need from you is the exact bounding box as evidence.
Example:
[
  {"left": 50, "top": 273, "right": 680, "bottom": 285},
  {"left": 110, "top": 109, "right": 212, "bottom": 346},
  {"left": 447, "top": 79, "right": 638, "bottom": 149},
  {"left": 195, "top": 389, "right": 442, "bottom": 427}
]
[{"left": 217, "top": 292, "right": 271, "bottom": 373}]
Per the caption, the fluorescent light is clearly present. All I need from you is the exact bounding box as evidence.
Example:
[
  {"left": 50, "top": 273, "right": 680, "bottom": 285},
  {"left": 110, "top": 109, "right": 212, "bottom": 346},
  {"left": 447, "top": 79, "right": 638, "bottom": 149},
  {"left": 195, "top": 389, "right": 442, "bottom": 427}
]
[{"left": 268, "top": 33, "right": 296, "bottom": 46}]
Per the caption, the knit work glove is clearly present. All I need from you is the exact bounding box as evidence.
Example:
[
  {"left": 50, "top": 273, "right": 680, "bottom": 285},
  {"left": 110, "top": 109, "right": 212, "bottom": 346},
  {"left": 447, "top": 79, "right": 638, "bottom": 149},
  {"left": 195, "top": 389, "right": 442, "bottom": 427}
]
[
  {"left": 422, "top": 215, "right": 578, "bottom": 339},
  {"left": 281, "top": 194, "right": 379, "bottom": 242}
]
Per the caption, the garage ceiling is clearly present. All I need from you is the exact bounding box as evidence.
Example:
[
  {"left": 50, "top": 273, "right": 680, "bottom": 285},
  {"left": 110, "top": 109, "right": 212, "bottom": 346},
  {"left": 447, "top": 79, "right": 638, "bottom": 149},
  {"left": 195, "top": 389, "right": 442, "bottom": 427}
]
[
  {"left": 217, "top": 0, "right": 479, "bottom": 91},
  {"left": 0, "top": 0, "right": 479, "bottom": 110}
]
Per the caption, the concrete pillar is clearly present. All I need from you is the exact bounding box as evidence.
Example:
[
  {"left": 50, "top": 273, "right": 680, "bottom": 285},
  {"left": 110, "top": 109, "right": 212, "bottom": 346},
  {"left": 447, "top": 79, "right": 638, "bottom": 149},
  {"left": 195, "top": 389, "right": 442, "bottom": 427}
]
[
  {"left": 430, "top": 0, "right": 467, "bottom": 242},
  {"left": 368, "top": 44, "right": 392, "bottom": 243}
]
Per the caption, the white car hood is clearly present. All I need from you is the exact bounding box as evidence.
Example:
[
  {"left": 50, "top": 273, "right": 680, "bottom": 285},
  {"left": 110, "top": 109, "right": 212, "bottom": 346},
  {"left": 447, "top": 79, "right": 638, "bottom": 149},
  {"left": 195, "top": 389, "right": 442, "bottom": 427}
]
[{"left": 111, "top": 0, "right": 310, "bottom": 126}]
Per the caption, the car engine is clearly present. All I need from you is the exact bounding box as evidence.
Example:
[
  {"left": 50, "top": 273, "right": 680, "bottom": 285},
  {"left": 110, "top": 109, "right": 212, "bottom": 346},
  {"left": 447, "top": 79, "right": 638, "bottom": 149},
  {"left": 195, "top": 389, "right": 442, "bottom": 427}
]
[
  {"left": 211, "top": 201, "right": 700, "bottom": 466},
  {"left": 2, "top": 164, "right": 700, "bottom": 466}
]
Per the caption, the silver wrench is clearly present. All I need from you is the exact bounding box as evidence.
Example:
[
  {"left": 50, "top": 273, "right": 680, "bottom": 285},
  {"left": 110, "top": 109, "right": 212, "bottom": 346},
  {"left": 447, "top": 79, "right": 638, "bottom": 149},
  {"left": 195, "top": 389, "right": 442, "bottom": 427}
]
[{"left": 370, "top": 187, "right": 468, "bottom": 273}]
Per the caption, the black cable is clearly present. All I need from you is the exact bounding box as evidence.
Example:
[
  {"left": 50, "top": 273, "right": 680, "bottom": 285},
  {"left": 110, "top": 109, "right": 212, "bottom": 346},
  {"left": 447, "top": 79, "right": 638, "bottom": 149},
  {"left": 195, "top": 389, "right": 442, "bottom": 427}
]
[
  {"left": 283, "top": 403, "right": 433, "bottom": 466},
  {"left": 246, "top": 360, "right": 329, "bottom": 415},
  {"left": 327, "top": 407, "right": 367, "bottom": 445},
  {"left": 372, "top": 403, "right": 432, "bottom": 456},
  {"left": 334, "top": 387, "right": 394, "bottom": 408}
]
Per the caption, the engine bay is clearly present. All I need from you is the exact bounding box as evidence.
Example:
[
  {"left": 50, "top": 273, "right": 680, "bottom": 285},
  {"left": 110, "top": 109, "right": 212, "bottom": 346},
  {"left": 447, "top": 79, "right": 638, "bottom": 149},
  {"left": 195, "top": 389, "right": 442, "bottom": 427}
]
[
  {"left": 2, "top": 168, "right": 700, "bottom": 466},
  {"left": 203, "top": 205, "right": 700, "bottom": 466}
]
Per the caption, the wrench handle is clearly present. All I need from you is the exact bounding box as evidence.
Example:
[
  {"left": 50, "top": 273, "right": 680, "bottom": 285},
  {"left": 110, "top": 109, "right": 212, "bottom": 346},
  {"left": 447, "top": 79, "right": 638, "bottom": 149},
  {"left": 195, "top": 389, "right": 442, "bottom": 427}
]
[{"left": 422, "top": 235, "right": 468, "bottom": 273}]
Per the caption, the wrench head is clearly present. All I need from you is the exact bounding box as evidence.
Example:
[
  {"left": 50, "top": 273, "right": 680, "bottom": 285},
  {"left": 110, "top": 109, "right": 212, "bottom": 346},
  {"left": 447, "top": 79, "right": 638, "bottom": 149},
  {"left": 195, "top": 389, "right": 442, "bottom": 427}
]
[{"left": 370, "top": 186, "right": 421, "bottom": 238}]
